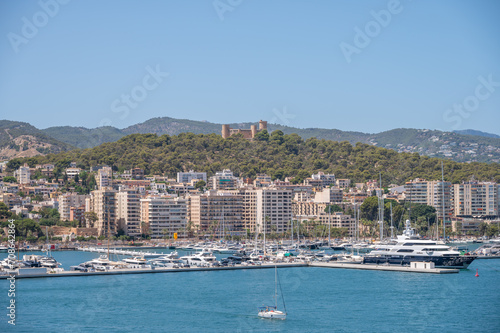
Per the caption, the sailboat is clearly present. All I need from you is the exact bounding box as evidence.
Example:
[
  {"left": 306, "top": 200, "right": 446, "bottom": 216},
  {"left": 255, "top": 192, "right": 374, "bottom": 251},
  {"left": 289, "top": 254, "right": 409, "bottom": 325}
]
[{"left": 258, "top": 265, "right": 287, "bottom": 320}]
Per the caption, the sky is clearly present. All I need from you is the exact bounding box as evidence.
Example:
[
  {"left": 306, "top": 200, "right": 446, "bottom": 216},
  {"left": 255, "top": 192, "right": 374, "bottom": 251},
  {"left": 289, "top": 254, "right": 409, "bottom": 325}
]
[{"left": 1, "top": 0, "right": 499, "bottom": 135}]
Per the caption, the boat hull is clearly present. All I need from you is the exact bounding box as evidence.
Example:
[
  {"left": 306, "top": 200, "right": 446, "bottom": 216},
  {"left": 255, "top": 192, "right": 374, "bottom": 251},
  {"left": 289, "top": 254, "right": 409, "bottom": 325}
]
[
  {"left": 258, "top": 310, "right": 286, "bottom": 320},
  {"left": 362, "top": 254, "right": 476, "bottom": 269}
]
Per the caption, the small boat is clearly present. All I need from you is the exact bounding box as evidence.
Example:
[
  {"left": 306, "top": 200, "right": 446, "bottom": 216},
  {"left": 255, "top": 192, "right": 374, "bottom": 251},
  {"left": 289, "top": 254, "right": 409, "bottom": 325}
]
[{"left": 258, "top": 265, "right": 287, "bottom": 320}]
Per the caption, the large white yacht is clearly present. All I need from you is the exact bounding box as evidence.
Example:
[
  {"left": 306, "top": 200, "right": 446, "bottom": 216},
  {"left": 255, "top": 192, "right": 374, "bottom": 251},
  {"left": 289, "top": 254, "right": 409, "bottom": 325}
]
[{"left": 362, "top": 220, "right": 476, "bottom": 269}]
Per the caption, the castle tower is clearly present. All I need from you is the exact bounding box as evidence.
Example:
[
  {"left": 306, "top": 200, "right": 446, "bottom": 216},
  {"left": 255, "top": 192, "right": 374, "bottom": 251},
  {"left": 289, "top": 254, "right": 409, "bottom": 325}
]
[
  {"left": 259, "top": 120, "right": 267, "bottom": 131},
  {"left": 222, "top": 124, "right": 230, "bottom": 139},
  {"left": 250, "top": 125, "right": 257, "bottom": 138}
]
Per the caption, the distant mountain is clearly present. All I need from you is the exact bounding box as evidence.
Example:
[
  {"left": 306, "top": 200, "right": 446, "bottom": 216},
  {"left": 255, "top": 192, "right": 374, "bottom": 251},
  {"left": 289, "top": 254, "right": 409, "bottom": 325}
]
[
  {"left": 43, "top": 126, "right": 124, "bottom": 149},
  {"left": 0, "top": 120, "right": 74, "bottom": 160},
  {"left": 2, "top": 116, "right": 497, "bottom": 164},
  {"left": 454, "top": 129, "right": 500, "bottom": 139}
]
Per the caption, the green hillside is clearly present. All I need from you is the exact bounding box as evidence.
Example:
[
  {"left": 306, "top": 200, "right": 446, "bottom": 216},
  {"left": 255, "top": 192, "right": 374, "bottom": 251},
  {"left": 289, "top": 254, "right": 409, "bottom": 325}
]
[
  {"left": 41, "top": 117, "right": 500, "bottom": 163},
  {"left": 12, "top": 132, "right": 500, "bottom": 185},
  {"left": 43, "top": 126, "right": 125, "bottom": 149}
]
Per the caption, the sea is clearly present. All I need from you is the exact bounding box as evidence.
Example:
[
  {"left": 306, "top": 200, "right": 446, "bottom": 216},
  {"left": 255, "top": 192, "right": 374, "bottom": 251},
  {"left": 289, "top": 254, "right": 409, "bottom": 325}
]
[{"left": 1, "top": 248, "right": 499, "bottom": 333}]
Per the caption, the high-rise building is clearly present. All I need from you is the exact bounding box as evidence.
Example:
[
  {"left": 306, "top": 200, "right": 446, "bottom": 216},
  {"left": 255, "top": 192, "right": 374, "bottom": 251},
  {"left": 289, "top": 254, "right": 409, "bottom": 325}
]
[
  {"left": 406, "top": 178, "right": 453, "bottom": 223},
  {"left": 15, "top": 164, "right": 30, "bottom": 184},
  {"left": 189, "top": 191, "right": 243, "bottom": 236},
  {"left": 58, "top": 193, "right": 89, "bottom": 221},
  {"left": 96, "top": 166, "right": 112, "bottom": 189},
  {"left": 116, "top": 188, "right": 142, "bottom": 236},
  {"left": 242, "top": 188, "right": 293, "bottom": 234},
  {"left": 91, "top": 188, "right": 117, "bottom": 237},
  {"left": 141, "top": 196, "right": 188, "bottom": 238},
  {"left": 454, "top": 182, "right": 498, "bottom": 217}
]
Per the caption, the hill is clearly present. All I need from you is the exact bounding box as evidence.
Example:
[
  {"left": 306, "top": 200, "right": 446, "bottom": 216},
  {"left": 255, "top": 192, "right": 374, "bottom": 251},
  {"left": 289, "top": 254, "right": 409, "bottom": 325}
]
[
  {"left": 12, "top": 132, "right": 500, "bottom": 185},
  {"left": 0, "top": 120, "right": 74, "bottom": 160},
  {"left": 42, "top": 117, "right": 500, "bottom": 163},
  {"left": 43, "top": 126, "right": 124, "bottom": 149},
  {"left": 454, "top": 129, "right": 500, "bottom": 139}
]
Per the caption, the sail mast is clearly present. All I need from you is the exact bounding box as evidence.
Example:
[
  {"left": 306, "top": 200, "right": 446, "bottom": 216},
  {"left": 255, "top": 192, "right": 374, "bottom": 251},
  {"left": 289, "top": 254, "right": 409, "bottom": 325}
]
[{"left": 441, "top": 161, "right": 446, "bottom": 241}]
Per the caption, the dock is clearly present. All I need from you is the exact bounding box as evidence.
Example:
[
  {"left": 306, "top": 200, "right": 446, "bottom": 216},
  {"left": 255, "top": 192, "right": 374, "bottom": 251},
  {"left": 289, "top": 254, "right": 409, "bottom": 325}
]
[
  {"left": 0, "top": 262, "right": 308, "bottom": 279},
  {"left": 0, "top": 260, "right": 463, "bottom": 279},
  {"left": 309, "top": 262, "right": 459, "bottom": 274}
]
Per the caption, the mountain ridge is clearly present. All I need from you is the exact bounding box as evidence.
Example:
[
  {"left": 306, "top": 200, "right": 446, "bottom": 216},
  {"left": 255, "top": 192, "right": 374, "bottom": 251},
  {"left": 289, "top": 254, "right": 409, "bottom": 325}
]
[{"left": 1, "top": 118, "right": 499, "bottom": 164}]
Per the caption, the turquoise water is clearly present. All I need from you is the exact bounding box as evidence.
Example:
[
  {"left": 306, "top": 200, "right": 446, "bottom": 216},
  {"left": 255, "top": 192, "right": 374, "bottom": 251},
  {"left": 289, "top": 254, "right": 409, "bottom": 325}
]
[{"left": 1, "top": 251, "right": 499, "bottom": 333}]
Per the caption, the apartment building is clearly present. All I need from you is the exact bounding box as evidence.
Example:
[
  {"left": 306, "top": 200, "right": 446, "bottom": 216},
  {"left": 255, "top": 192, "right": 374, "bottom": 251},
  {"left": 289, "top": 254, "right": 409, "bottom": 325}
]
[
  {"left": 91, "top": 188, "right": 117, "bottom": 237},
  {"left": 177, "top": 170, "right": 207, "bottom": 184},
  {"left": 140, "top": 196, "right": 188, "bottom": 239},
  {"left": 244, "top": 188, "right": 293, "bottom": 234},
  {"left": 15, "top": 165, "right": 30, "bottom": 184},
  {"left": 314, "top": 187, "right": 344, "bottom": 204},
  {"left": 210, "top": 169, "right": 238, "bottom": 190},
  {"left": 190, "top": 191, "right": 243, "bottom": 236},
  {"left": 454, "top": 182, "right": 499, "bottom": 217},
  {"left": 58, "top": 193, "right": 89, "bottom": 221},
  {"left": 116, "top": 188, "right": 142, "bottom": 237}
]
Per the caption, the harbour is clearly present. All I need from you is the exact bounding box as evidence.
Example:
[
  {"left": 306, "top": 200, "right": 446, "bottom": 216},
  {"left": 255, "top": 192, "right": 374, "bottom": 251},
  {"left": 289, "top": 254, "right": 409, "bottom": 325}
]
[{"left": 1, "top": 250, "right": 498, "bottom": 333}]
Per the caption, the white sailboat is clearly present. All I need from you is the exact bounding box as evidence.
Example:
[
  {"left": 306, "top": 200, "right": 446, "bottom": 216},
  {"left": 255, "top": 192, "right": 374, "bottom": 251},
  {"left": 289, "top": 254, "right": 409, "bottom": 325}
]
[{"left": 258, "top": 265, "right": 287, "bottom": 320}]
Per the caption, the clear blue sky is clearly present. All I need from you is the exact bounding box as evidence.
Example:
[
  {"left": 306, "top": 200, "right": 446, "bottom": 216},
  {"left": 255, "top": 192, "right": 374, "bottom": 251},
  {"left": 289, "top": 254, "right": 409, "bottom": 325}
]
[{"left": 1, "top": 0, "right": 499, "bottom": 135}]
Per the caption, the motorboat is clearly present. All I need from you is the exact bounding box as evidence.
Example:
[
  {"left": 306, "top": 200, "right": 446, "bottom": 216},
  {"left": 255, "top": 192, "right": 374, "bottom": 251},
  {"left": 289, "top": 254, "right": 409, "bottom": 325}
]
[{"left": 362, "top": 220, "right": 476, "bottom": 268}]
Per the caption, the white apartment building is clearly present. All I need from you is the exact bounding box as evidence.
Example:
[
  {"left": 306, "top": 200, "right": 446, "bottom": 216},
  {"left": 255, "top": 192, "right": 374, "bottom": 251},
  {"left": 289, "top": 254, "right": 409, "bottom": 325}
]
[
  {"left": 454, "top": 182, "right": 499, "bottom": 217},
  {"left": 177, "top": 170, "right": 207, "bottom": 184},
  {"left": 210, "top": 169, "right": 238, "bottom": 190},
  {"left": 140, "top": 196, "right": 188, "bottom": 239},
  {"left": 58, "top": 193, "right": 89, "bottom": 221},
  {"left": 15, "top": 165, "right": 30, "bottom": 184},
  {"left": 116, "top": 189, "right": 142, "bottom": 236},
  {"left": 314, "top": 187, "right": 344, "bottom": 204},
  {"left": 96, "top": 166, "right": 112, "bottom": 189},
  {"left": 251, "top": 188, "right": 293, "bottom": 234}
]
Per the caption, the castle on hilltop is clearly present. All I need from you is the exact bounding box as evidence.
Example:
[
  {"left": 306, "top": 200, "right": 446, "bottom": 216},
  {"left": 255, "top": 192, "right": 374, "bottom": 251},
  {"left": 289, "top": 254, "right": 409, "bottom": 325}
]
[{"left": 221, "top": 120, "right": 267, "bottom": 139}]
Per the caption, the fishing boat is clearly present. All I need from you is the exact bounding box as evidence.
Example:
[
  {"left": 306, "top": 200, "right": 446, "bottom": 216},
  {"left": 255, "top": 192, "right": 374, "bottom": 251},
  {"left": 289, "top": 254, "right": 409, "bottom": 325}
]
[{"left": 258, "top": 265, "right": 287, "bottom": 320}]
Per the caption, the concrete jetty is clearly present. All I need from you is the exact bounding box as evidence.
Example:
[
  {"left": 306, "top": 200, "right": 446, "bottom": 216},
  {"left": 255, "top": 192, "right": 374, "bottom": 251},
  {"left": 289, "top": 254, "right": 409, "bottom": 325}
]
[
  {"left": 0, "top": 262, "right": 308, "bottom": 279},
  {"left": 0, "top": 260, "right": 464, "bottom": 279}
]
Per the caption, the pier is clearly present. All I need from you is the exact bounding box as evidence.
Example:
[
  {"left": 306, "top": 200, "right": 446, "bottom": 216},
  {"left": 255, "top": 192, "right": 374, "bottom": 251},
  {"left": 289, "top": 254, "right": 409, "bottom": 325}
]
[{"left": 0, "top": 261, "right": 462, "bottom": 279}]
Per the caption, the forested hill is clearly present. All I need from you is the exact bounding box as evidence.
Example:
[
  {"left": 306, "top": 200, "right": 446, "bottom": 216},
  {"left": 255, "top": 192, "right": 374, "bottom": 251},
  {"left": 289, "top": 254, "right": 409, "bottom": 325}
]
[
  {"left": 41, "top": 117, "right": 500, "bottom": 163},
  {"left": 10, "top": 132, "right": 500, "bottom": 185}
]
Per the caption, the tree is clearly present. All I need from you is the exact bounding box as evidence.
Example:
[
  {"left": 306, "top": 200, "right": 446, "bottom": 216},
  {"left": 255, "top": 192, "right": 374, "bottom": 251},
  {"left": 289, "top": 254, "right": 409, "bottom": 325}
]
[
  {"left": 194, "top": 180, "right": 206, "bottom": 191},
  {"left": 254, "top": 129, "right": 269, "bottom": 141},
  {"left": 84, "top": 211, "right": 98, "bottom": 228},
  {"left": 2, "top": 176, "right": 17, "bottom": 183},
  {"left": 324, "top": 204, "right": 343, "bottom": 214},
  {"left": 0, "top": 202, "right": 12, "bottom": 220}
]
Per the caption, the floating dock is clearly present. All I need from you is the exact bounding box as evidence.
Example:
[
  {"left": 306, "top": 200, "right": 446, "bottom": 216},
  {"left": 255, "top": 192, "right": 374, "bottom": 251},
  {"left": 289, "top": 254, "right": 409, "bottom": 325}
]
[{"left": 309, "top": 262, "right": 459, "bottom": 274}]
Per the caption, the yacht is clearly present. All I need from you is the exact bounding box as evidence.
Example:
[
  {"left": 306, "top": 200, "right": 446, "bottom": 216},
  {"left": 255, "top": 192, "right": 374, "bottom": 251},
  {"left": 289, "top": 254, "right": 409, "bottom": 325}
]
[
  {"left": 149, "top": 257, "right": 187, "bottom": 268},
  {"left": 362, "top": 220, "right": 476, "bottom": 269}
]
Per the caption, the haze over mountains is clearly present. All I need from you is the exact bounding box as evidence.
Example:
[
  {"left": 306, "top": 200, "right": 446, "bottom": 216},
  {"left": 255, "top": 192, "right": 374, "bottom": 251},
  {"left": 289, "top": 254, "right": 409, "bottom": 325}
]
[{"left": 1, "top": 117, "right": 499, "bottom": 164}]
